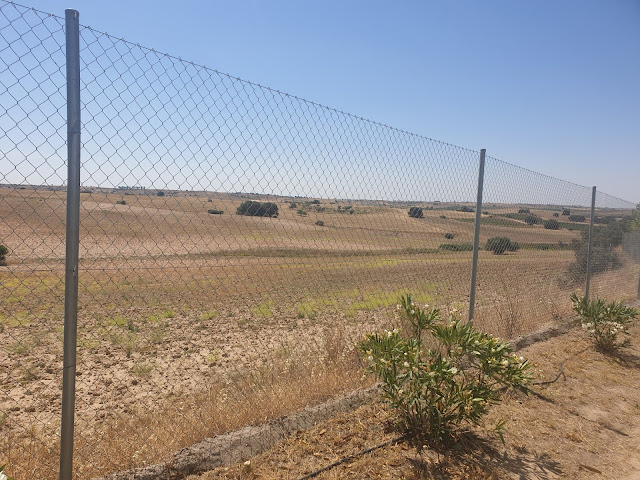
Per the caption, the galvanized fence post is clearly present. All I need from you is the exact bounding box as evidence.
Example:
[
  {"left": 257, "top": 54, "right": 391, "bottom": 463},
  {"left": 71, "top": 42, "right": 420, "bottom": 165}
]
[
  {"left": 468, "top": 149, "right": 486, "bottom": 322},
  {"left": 60, "top": 8, "right": 81, "bottom": 480},
  {"left": 584, "top": 186, "right": 596, "bottom": 302}
]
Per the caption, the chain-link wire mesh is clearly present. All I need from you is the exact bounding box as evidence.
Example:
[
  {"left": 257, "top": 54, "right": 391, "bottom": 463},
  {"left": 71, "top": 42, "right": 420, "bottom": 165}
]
[
  {"left": 0, "top": 2, "right": 67, "bottom": 476},
  {"left": 623, "top": 231, "right": 640, "bottom": 263},
  {"left": 1, "top": 2, "right": 638, "bottom": 478},
  {"left": 475, "top": 157, "right": 637, "bottom": 341},
  {"left": 589, "top": 192, "right": 639, "bottom": 301}
]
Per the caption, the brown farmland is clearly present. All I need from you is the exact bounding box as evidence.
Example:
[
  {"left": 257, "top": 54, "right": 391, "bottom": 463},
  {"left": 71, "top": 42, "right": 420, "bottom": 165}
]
[{"left": 0, "top": 185, "right": 637, "bottom": 479}]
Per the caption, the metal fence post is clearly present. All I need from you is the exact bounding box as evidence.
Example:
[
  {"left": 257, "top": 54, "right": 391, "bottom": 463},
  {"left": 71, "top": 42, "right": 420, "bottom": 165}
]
[
  {"left": 60, "top": 8, "right": 81, "bottom": 480},
  {"left": 468, "top": 149, "right": 486, "bottom": 322},
  {"left": 584, "top": 186, "right": 596, "bottom": 302}
]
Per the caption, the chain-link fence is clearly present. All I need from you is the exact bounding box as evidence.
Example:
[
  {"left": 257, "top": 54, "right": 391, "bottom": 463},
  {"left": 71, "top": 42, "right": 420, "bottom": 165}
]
[{"left": 1, "top": 3, "right": 638, "bottom": 479}]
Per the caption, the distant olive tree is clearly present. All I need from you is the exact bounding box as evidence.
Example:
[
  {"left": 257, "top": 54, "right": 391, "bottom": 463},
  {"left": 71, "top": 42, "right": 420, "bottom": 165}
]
[
  {"left": 544, "top": 219, "right": 560, "bottom": 230},
  {"left": 485, "top": 237, "right": 519, "bottom": 255},
  {"left": 408, "top": 207, "right": 424, "bottom": 218},
  {"left": 0, "top": 244, "right": 8, "bottom": 266},
  {"left": 236, "top": 201, "right": 279, "bottom": 218}
]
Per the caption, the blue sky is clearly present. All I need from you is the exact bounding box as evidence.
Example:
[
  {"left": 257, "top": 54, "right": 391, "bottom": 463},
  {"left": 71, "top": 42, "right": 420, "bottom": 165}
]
[{"left": 5, "top": 0, "right": 640, "bottom": 203}]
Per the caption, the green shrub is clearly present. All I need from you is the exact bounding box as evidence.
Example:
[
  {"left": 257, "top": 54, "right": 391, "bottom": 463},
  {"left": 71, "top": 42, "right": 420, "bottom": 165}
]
[
  {"left": 553, "top": 212, "right": 559, "bottom": 217},
  {"left": 457, "top": 206, "right": 474, "bottom": 213},
  {"left": 524, "top": 215, "right": 538, "bottom": 225},
  {"left": 116, "top": 199, "right": 126, "bottom": 205},
  {"left": 485, "top": 237, "right": 518, "bottom": 255},
  {"left": 359, "top": 295, "right": 531, "bottom": 445},
  {"left": 568, "top": 214, "right": 586, "bottom": 222},
  {"left": 289, "top": 202, "right": 297, "bottom": 209},
  {"left": 0, "top": 244, "right": 8, "bottom": 266},
  {"left": 544, "top": 219, "right": 560, "bottom": 230},
  {"left": 440, "top": 215, "right": 447, "bottom": 219},
  {"left": 594, "top": 216, "right": 615, "bottom": 225},
  {"left": 207, "top": 209, "right": 224, "bottom": 215},
  {"left": 571, "top": 293, "right": 638, "bottom": 353},
  {"left": 567, "top": 218, "right": 630, "bottom": 281},
  {"left": 562, "top": 208, "right": 571, "bottom": 216},
  {"left": 518, "top": 208, "right": 530, "bottom": 214},
  {"left": 236, "top": 200, "right": 279, "bottom": 218},
  {"left": 408, "top": 207, "right": 424, "bottom": 218},
  {"left": 297, "top": 209, "right": 307, "bottom": 216},
  {"left": 156, "top": 191, "right": 165, "bottom": 197},
  {"left": 439, "top": 243, "right": 473, "bottom": 252},
  {"left": 444, "top": 233, "right": 454, "bottom": 239},
  {"left": 315, "top": 220, "right": 324, "bottom": 226}
]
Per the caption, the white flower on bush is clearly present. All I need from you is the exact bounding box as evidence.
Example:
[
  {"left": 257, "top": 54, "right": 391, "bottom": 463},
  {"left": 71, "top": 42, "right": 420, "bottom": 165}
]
[
  {"left": 403, "top": 361, "right": 410, "bottom": 368},
  {"left": 449, "top": 367, "right": 458, "bottom": 375},
  {"left": 1, "top": 471, "right": 7, "bottom": 480}
]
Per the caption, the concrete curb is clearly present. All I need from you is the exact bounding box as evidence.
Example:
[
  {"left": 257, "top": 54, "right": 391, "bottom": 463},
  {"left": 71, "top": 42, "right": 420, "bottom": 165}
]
[{"left": 93, "top": 387, "right": 379, "bottom": 480}]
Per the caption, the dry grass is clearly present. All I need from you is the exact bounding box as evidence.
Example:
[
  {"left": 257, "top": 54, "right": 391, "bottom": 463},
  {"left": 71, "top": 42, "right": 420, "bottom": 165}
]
[
  {"left": 188, "top": 322, "right": 640, "bottom": 480},
  {"left": 0, "top": 185, "right": 637, "bottom": 478},
  {"left": 1, "top": 327, "right": 371, "bottom": 479}
]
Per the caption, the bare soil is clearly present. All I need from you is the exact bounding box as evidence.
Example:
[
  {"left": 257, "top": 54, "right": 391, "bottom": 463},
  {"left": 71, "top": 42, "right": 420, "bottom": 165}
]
[{"left": 1, "top": 186, "right": 637, "bottom": 479}]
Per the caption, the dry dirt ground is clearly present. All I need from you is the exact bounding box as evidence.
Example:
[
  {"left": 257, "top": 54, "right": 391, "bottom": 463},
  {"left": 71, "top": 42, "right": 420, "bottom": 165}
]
[
  {"left": 1, "top": 186, "right": 637, "bottom": 479},
  {"left": 189, "top": 321, "right": 640, "bottom": 480}
]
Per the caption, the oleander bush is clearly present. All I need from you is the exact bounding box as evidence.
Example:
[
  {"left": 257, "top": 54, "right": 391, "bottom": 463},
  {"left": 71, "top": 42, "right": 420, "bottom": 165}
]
[
  {"left": 571, "top": 293, "right": 638, "bottom": 353},
  {"left": 359, "top": 295, "right": 532, "bottom": 445}
]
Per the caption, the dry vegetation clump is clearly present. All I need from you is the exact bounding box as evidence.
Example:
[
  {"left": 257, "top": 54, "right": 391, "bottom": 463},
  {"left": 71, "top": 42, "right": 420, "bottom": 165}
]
[
  {"left": 0, "top": 328, "right": 371, "bottom": 479},
  {"left": 188, "top": 321, "right": 640, "bottom": 480}
]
